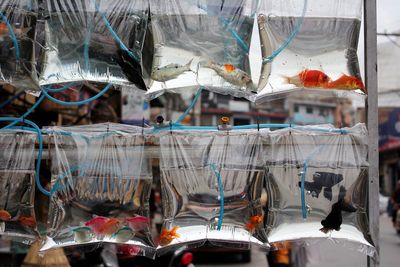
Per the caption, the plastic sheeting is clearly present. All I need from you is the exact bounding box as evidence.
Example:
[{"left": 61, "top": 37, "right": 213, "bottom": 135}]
[
  {"left": 146, "top": 0, "right": 257, "bottom": 101},
  {"left": 263, "top": 124, "right": 376, "bottom": 257},
  {"left": 256, "top": 0, "right": 365, "bottom": 99},
  {"left": 0, "top": 0, "right": 38, "bottom": 90},
  {"left": 43, "top": 123, "right": 155, "bottom": 258},
  {"left": 39, "top": 0, "right": 149, "bottom": 90},
  {"left": 158, "top": 130, "right": 268, "bottom": 254},
  {"left": 0, "top": 130, "right": 38, "bottom": 244}
]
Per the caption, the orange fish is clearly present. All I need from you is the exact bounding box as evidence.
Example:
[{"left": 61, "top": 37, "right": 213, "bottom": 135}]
[
  {"left": 324, "top": 74, "right": 365, "bottom": 92},
  {"left": 0, "top": 209, "right": 11, "bottom": 221},
  {"left": 285, "top": 69, "right": 330, "bottom": 88},
  {"left": 18, "top": 215, "right": 36, "bottom": 228},
  {"left": 159, "top": 226, "right": 180, "bottom": 246},
  {"left": 245, "top": 214, "right": 263, "bottom": 232},
  {"left": 0, "top": 23, "right": 8, "bottom": 35},
  {"left": 85, "top": 216, "right": 109, "bottom": 234},
  {"left": 97, "top": 218, "right": 120, "bottom": 236},
  {"left": 223, "top": 64, "right": 236, "bottom": 73}
]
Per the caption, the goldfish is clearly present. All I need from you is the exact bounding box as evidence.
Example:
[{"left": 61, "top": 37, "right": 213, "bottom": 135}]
[
  {"left": 151, "top": 59, "right": 194, "bottom": 82},
  {"left": 204, "top": 61, "right": 254, "bottom": 90},
  {"left": 245, "top": 215, "right": 263, "bottom": 232},
  {"left": 85, "top": 216, "right": 109, "bottom": 234},
  {"left": 118, "top": 244, "right": 141, "bottom": 256},
  {"left": 159, "top": 226, "right": 180, "bottom": 246},
  {"left": 18, "top": 215, "right": 36, "bottom": 228},
  {"left": 0, "top": 209, "right": 11, "bottom": 221},
  {"left": 284, "top": 69, "right": 330, "bottom": 88},
  {"left": 97, "top": 218, "right": 120, "bottom": 236},
  {"left": 323, "top": 74, "right": 365, "bottom": 92},
  {"left": 126, "top": 216, "right": 149, "bottom": 232}
]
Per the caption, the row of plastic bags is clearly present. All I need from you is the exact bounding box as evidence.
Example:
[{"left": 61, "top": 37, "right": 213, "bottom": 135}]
[
  {"left": 0, "top": 0, "right": 365, "bottom": 101},
  {"left": 0, "top": 123, "right": 375, "bottom": 258}
]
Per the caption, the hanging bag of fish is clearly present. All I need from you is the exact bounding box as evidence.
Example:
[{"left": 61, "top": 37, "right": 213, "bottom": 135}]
[
  {"left": 158, "top": 130, "right": 269, "bottom": 255},
  {"left": 263, "top": 124, "right": 376, "bottom": 257},
  {"left": 147, "top": 0, "right": 258, "bottom": 101},
  {"left": 0, "top": 0, "right": 39, "bottom": 90},
  {"left": 0, "top": 130, "right": 39, "bottom": 244},
  {"left": 38, "top": 0, "right": 149, "bottom": 91},
  {"left": 42, "top": 123, "right": 155, "bottom": 258},
  {"left": 256, "top": 0, "right": 366, "bottom": 100}
]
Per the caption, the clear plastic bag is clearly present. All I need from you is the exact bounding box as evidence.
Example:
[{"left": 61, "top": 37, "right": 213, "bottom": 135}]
[
  {"left": 43, "top": 123, "right": 155, "bottom": 258},
  {"left": 256, "top": 0, "right": 365, "bottom": 100},
  {"left": 0, "top": 130, "right": 38, "bottom": 244},
  {"left": 263, "top": 124, "right": 376, "bottom": 257},
  {"left": 158, "top": 130, "right": 269, "bottom": 254},
  {"left": 39, "top": 0, "right": 149, "bottom": 90},
  {"left": 147, "top": 0, "right": 257, "bottom": 101},
  {"left": 0, "top": 0, "right": 39, "bottom": 90}
]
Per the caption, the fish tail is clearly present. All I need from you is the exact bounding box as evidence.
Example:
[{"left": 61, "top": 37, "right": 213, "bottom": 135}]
[
  {"left": 319, "top": 227, "right": 329, "bottom": 234},
  {"left": 185, "top": 58, "right": 194, "bottom": 72}
]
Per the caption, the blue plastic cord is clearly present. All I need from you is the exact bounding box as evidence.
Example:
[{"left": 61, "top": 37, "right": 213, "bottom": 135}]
[
  {"left": 44, "top": 82, "right": 77, "bottom": 93},
  {"left": 300, "top": 145, "right": 324, "bottom": 219},
  {"left": 2, "top": 94, "right": 46, "bottom": 130},
  {"left": 175, "top": 87, "right": 204, "bottom": 124},
  {"left": 262, "top": 0, "right": 308, "bottom": 64},
  {"left": 95, "top": 3, "right": 139, "bottom": 63},
  {"left": 0, "top": 90, "right": 25, "bottom": 110},
  {"left": 41, "top": 83, "right": 112, "bottom": 106},
  {"left": 210, "top": 163, "right": 224, "bottom": 230},
  {"left": 0, "top": 118, "right": 49, "bottom": 196},
  {"left": 0, "top": 10, "right": 20, "bottom": 61}
]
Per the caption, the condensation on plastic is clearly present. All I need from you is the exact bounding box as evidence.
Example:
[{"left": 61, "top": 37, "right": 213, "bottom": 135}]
[
  {"left": 158, "top": 130, "right": 269, "bottom": 255},
  {"left": 256, "top": 0, "right": 365, "bottom": 100},
  {"left": 42, "top": 123, "right": 155, "bottom": 258},
  {"left": 0, "top": 130, "right": 38, "bottom": 244},
  {"left": 146, "top": 0, "right": 258, "bottom": 101},
  {"left": 262, "top": 124, "right": 376, "bottom": 257},
  {"left": 39, "top": 0, "right": 149, "bottom": 89},
  {"left": 0, "top": 0, "right": 39, "bottom": 90}
]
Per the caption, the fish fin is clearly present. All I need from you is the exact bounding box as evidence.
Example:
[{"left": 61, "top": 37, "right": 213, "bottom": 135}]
[
  {"left": 185, "top": 58, "right": 194, "bottom": 71},
  {"left": 319, "top": 227, "right": 330, "bottom": 234}
]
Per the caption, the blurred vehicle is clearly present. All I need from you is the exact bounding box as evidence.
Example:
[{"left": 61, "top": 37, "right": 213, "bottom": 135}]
[{"left": 379, "top": 193, "right": 389, "bottom": 215}]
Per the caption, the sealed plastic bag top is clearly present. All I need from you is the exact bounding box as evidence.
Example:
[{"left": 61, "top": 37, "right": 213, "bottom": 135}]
[
  {"left": 256, "top": 0, "right": 365, "bottom": 100},
  {"left": 158, "top": 130, "right": 268, "bottom": 254},
  {"left": 0, "top": 0, "right": 38, "bottom": 90},
  {"left": 0, "top": 130, "right": 38, "bottom": 244},
  {"left": 147, "top": 0, "right": 257, "bottom": 101},
  {"left": 263, "top": 124, "right": 376, "bottom": 257},
  {"left": 39, "top": 0, "right": 149, "bottom": 90},
  {"left": 43, "top": 123, "right": 155, "bottom": 258}
]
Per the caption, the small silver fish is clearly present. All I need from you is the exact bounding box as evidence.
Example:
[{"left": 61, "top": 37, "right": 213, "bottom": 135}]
[
  {"left": 258, "top": 14, "right": 272, "bottom": 91},
  {"left": 204, "top": 61, "right": 254, "bottom": 90},
  {"left": 151, "top": 59, "right": 194, "bottom": 82}
]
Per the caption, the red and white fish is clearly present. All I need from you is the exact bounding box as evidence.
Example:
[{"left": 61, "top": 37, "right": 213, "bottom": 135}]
[
  {"left": 85, "top": 216, "right": 109, "bottom": 234},
  {"left": 204, "top": 61, "right": 254, "bottom": 90},
  {"left": 126, "top": 216, "right": 149, "bottom": 232},
  {"left": 284, "top": 69, "right": 330, "bottom": 88},
  {"left": 96, "top": 218, "right": 120, "bottom": 236},
  {"left": 159, "top": 226, "right": 180, "bottom": 246}
]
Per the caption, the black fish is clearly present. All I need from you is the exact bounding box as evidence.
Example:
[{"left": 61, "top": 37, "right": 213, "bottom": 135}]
[
  {"left": 116, "top": 49, "right": 147, "bottom": 91},
  {"left": 320, "top": 197, "right": 357, "bottom": 234},
  {"left": 298, "top": 172, "right": 344, "bottom": 201}
]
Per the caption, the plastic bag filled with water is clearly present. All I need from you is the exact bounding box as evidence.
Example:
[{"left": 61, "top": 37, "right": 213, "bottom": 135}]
[
  {"left": 0, "top": 130, "right": 39, "bottom": 244},
  {"left": 147, "top": 0, "right": 257, "bottom": 101},
  {"left": 43, "top": 123, "right": 155, "bottom": 258},
  {"left": 0, "top": 1, "right": 38, "bottom": 90},
  {"left": 158, "top": 130, "right": 269, "bottom": 254},
  {"left": 256, "top": 0, "right": 365, "bottom": 100},
  {"left": 39, "top": 0, "right": 149, "bottom": 90},
  {"left": 263, "top": 124, "right": 376, "bottom": 257}
]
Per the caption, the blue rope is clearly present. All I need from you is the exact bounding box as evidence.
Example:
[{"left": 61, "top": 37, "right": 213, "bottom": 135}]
[
  {"left": 210, "top": 163, "right": 224, "bottom": 230},
  {"left": 175, "top": 87, "right": 204, "bottom": 124},
  {"left": 41, "top": 83, "right": 112, "bottom": 106},
  {"left": 0, "top": 10, "right": 20, "bottom": 61},
  {"left": 95, "top": 3, "right": 139, "bottom": 63},
  {"left": 220, "top": 18, "right": 250, "bottom": 53},
  {"left": 0, "top": 118, "right": 48, "bottom": 196},
  {"left": 44, "top": 82, "right": 77, "bottom": 93},
  {"left": 262, "top": 0, "right": 308, "bottom": 64}
]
